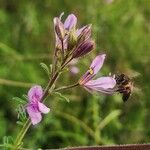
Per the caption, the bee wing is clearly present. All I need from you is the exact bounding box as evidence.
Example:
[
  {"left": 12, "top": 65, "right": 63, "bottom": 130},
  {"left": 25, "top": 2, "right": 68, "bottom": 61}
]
[
  {"left": 127, "top": 70, "right": 141, "bottom": 79},
  {"left": 132, "top": 86, "right": 142, "bottom": 94}
]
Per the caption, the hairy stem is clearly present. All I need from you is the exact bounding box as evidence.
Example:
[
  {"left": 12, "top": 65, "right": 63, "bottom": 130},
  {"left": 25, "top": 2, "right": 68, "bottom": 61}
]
[
  {"left": 13, "top": 71, "right": 60, "bottom": 149},
  {"left": 54, "top": 83, "right": 79, "bottom": 92},
  {"left": 13, "top": 60, "right": 77, "bottom": 149}
]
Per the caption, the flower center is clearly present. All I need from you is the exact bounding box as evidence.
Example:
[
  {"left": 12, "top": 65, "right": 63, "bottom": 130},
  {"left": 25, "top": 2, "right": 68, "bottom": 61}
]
[{"left": 89, "top": 68, "right": 94, "bottom": 75}]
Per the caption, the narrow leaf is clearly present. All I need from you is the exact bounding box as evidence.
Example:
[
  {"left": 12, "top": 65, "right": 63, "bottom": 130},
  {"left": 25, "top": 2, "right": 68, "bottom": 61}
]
[
  {"left": 12, "top": 97, "right": 27, "bottom": 104},
  {"left": 16, "top": 121, "right": 24, "bottom": 126},
  {"left": 54, "top": 92, "right": 70, "bottom": 102},
  {"left": 40, "top": 62, "right": 50, "bottom": 76}
]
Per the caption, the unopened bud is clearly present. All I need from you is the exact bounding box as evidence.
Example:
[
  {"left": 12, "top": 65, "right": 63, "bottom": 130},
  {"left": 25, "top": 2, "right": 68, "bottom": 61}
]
[
  {"left": 72, "top": 40, "right": 95, "bottom": 58},
  {"left": 77, "top": 24, "right": 92, "bottom": 44},
  {"left": 54, "top": 17, "right": 65, "bottom": 41}
]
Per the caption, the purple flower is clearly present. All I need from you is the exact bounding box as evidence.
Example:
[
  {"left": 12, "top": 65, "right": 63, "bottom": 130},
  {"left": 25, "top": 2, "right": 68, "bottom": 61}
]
[
  {"left": 54, "top": 13, "right": 92, "bottom": 52},
  {"left": 64, "top": 14, "right": 77, "bottom": 30},
  {"left": 26, "top": 85, "right": 50, "bottom": 125},
  {"left": 79, "top": 54, "right": 116, "bottom": 94}
]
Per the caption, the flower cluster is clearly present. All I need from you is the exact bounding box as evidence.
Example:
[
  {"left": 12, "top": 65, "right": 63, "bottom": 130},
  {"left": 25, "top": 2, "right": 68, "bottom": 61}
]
[
  {"left": 26, "top": 13, "right": 116, "bottom": 125},
  {"left": 53, "top": 13, "right": 94, "bottom": 64}
]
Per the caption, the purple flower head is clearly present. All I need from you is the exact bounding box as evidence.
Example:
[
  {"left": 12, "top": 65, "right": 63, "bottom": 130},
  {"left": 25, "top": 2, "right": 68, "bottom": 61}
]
[
  {"left": 26, "top": 85, "right": 50, "bottom": 125},
  {"left": 79, "top": 54, "right": 116, "bottom": 94},
  {"left": 54, "top": 13, "right": 93, "bottom": 55}
]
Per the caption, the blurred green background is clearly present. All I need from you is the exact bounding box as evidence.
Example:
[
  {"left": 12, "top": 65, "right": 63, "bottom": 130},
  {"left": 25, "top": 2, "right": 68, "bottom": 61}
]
[{"left": 0, "top": 0, "right": 149, "bottom": 149}]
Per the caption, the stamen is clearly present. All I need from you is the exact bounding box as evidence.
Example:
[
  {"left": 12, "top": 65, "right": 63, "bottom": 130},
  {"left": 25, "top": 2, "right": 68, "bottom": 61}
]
[{"left": 89, "top": 68, "right": 94, "bottom": 75}]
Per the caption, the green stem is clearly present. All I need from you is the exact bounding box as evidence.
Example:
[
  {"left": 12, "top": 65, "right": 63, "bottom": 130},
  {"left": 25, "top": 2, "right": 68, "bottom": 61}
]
[
  {"left": 54, "top": 83, "right": 79, "bottom": 92},
  {"left": 13, "top": 72, "right": 60, "bottom": 149},
  {"left": 13, "top": 53, "right": 76, "bottom": 149},
  {"left": 13, "top": 119, "right": 31, "bottom": 149}
]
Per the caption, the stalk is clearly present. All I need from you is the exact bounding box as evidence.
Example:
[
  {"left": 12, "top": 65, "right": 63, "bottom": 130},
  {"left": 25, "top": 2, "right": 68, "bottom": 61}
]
[
  {"left": 13, "top": 57, "right": 77, "bottom": 149},
  {"left": 54, "top": 83, "right": 79, "bottom": 92},
  {"left": 13, "top": 71, "right": 60, "bottom": 149}
]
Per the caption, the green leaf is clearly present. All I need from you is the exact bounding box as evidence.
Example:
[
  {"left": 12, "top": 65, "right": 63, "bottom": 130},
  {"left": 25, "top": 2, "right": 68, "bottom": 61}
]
[
  {"left": 49, "top": 84, "right": 56, "bottom": 93},
  {"left": 22, "top": 94, "right": 28, "bottom": 100},
  {"left": 40, "top": 62, "right": 50, "bottom": 76},
  {"left": 12, "top": 97, "right": 27, "bottom": 105},
  {"left": 96, "top": 110, "right": 121, "bottom": 130},
  {"left": 54, "top": 92, "right": 70, "bottom": 103},
  {"left": 16, "top": 121, "right": 24, "bottom": 126},
  {"left": 16, "top": 105, "right": 27, "bottom": 121},
  {"left": 3, "top": 136, "right": 13, "bottom": 145}
]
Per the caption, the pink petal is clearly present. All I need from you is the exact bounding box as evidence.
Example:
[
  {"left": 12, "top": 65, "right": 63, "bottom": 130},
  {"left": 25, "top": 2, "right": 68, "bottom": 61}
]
[
  {"left": 76, "top": 25, "right": 87, "bottom": 36},
  {"left": 38, "top": 102, "right": 50, "bottom": 114},
  {"left": 85, "top": 77, "right": 116, "bottom": 89},
  {"left": 90, "top": 54, "right": 106, "bottom": 75},
  {"left": 84, "top": 85, "right": 115, "bottom": 94},
  {"left": 28, "top": 85, "right": 43, "bottom": 102},
  {"left": 64, "top": 14, "right": 77, "bottom": 30},
  {"left": 27, "top": 105, "right": 42, "bottom": 125}
]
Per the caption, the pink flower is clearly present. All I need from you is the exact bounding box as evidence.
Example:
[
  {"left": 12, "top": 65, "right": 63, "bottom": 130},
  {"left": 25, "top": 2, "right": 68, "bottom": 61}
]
[
  {"left": 26, "top": 85, "right": 50, "bottom": 125},
  {"left": 53, "top": 13, "right": 92, "bottom": 54},
  {"left": 79, "top": 54, "right": 116, "bottom": 94}
]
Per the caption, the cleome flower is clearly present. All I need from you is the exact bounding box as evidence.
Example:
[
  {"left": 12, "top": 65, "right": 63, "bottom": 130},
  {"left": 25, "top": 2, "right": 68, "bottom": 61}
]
[
  {"left": 53, "top": 13, "right": 94, "bottom": 58},
  {"left": 26, "top": 85, "right": 50, "bottom": 125},
  {"left": 79, "top": 54, "right": 116, "bottom": 94}
]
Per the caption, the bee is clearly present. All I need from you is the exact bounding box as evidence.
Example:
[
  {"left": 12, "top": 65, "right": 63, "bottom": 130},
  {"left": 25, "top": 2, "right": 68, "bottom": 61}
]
[{"left": 115, "top": 74, "right": 134, "bottom": 102}]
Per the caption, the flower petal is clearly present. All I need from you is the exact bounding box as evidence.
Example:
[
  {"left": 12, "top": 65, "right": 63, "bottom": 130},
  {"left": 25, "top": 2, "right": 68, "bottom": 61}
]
[
  {"left": 27, "top": 105, "right": 42, "bottom": 125},
  {"left": 64, "top": 14, "right": 77, "bottom": 30},
  {"left": 84, "top": 85, "right": 115, "bottom": 94},
  {"left": 79, "top": 54, "right": 106, "bottom": 85},
  {"left": 38, "top": 102, "right": 50, "bottom": 114},
  {"left": 76, "top": 25, "right": 87, "bottom": 36},
  {"left": 85, "top": 77, "right": 116, "bottom": 89},
  {"left": 90, "top": 54, "right": 106, "bottom": 75},
  {"left": 28, "top": 85, "right": 43, "bottom": 102}
]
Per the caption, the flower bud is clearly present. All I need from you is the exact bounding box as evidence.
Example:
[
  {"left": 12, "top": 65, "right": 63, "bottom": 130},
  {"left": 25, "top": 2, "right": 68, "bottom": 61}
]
[
  {"left": 72, "top": 40, "right": 95, "bottom": 58},
  {"left": 54, "top": 17, "right": 65, "bottom": 41},
  {"left": 77, "top": 24, "right": 92, "bottom": 44}
]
